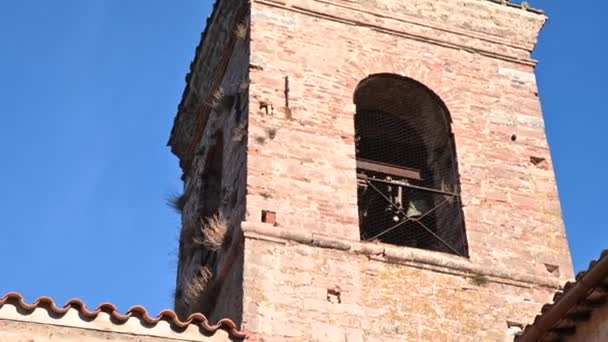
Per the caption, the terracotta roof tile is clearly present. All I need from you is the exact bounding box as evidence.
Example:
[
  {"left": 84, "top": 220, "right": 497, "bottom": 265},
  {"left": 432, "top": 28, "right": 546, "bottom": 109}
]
[
  {"left": 517, "top": 249, "right": 608, "bottom": 341},
  {"left": 0, "top": 291, "right": 246, "bottom": 340}
]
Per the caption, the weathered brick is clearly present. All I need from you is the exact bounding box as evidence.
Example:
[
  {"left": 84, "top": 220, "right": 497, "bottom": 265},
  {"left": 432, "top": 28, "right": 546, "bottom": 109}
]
[{"left": 169, "top": 0, "right": 573, "bottom": 340}]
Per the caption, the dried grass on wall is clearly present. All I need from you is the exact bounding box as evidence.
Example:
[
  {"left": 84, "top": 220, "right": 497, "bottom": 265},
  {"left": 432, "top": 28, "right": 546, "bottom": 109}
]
[
  {"left": 182, "top": 266, "right": 213, "bottom": 307},
  {"left": 196, "top": 214, "right": 228, "bottom": 252}
]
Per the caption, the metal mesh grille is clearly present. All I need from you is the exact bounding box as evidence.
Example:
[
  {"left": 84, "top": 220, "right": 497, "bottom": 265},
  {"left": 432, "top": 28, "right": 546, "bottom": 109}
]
[{"left": 355, "top": 108, "right": 467, "bottom": 257}]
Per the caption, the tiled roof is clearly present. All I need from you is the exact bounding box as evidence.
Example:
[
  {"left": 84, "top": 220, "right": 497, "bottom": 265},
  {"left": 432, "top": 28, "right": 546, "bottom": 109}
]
[
  {"left": 517, "top": 250, "right": 608, "bottom": 341},
  {"left": 0, "top": 291, "right": 246, "bottom": 340}
]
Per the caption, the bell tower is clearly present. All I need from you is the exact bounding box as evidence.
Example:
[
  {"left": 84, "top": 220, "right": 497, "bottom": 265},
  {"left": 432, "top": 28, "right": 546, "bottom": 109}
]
[{"left": 168, "top": 0, "right": 573, "bottom": 340}]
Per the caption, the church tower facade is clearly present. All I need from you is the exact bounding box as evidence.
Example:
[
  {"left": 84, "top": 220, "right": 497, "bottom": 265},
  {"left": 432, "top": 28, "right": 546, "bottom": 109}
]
[{"left": 168, "top": 0, "right": 573, "bottom": 340}]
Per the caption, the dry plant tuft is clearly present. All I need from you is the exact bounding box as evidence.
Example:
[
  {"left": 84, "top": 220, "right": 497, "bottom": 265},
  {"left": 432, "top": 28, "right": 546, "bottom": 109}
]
[
  {"left": 182, "top": 266, "right": 212, "bottom": 306},
  {"left": 209, "top": 88, "right": 225, "bottom": 109},
  {"left": 167, "top": 193, "right": 187, "bottom": 214},
  {"left": 232, "top": 119, "right": 248, "bottom": 143},
  {"left": 195, "top": 214, "right": 228, "bottom": 252},
  {"left": 470, "top": 273, "right": 490, "bottom": 286},
  {"left": 234, "top": 22, "right": 248, "bottom": 40}
]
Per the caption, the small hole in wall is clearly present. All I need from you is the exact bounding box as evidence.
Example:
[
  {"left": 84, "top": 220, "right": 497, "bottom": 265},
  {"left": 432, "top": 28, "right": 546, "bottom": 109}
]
[
  {"left": 544, "top": 264, "right": 560, "bottom": 277},
  {"left": 259, "top": 101, "right": 273, "bottom": 115},
  {"left": 327, "top": 288, "right": 341, "bottom": 304},
  {"left": 530, "top": 156, "right": 548, "bottom": 169},
  {"left": 511, "top": 134, "right": 517, "bottom": 142},
  {"left": 261, "top": 210, "right": 276, "bottom": 225}
]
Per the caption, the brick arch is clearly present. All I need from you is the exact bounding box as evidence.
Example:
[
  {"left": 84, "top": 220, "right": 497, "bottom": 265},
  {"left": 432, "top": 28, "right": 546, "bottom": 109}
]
[{"left": 342, "top": 54, "right": 458, "bottom": 115}]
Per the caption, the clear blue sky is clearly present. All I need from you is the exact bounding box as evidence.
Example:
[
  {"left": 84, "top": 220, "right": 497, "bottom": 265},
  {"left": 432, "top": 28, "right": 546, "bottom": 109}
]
[{"left": 0, "top": 1, "right": 605, "bottom": 314}]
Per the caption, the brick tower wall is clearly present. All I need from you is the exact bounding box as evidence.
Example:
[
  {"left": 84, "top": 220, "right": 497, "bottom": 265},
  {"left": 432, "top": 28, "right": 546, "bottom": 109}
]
[
  {"left": 169, "top": 0, "right": 574, "bottom": 340},
  {"left": 239, "top": 0, "right": 573, "bottom": 340}
]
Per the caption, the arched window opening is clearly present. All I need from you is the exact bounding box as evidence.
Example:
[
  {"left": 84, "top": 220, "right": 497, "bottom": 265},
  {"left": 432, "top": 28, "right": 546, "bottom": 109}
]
[
  {"left": 354, "top": 74, "right": 468, "bottom": 257},
  {"left": 199, "top": 130, "right": 224, "bottom": 219}
]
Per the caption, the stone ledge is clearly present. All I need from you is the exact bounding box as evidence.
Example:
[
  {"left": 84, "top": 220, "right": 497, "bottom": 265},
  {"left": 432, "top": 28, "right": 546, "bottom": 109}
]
[{"left": 241, "top": 222, "right": 562, "bottom": 289}]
